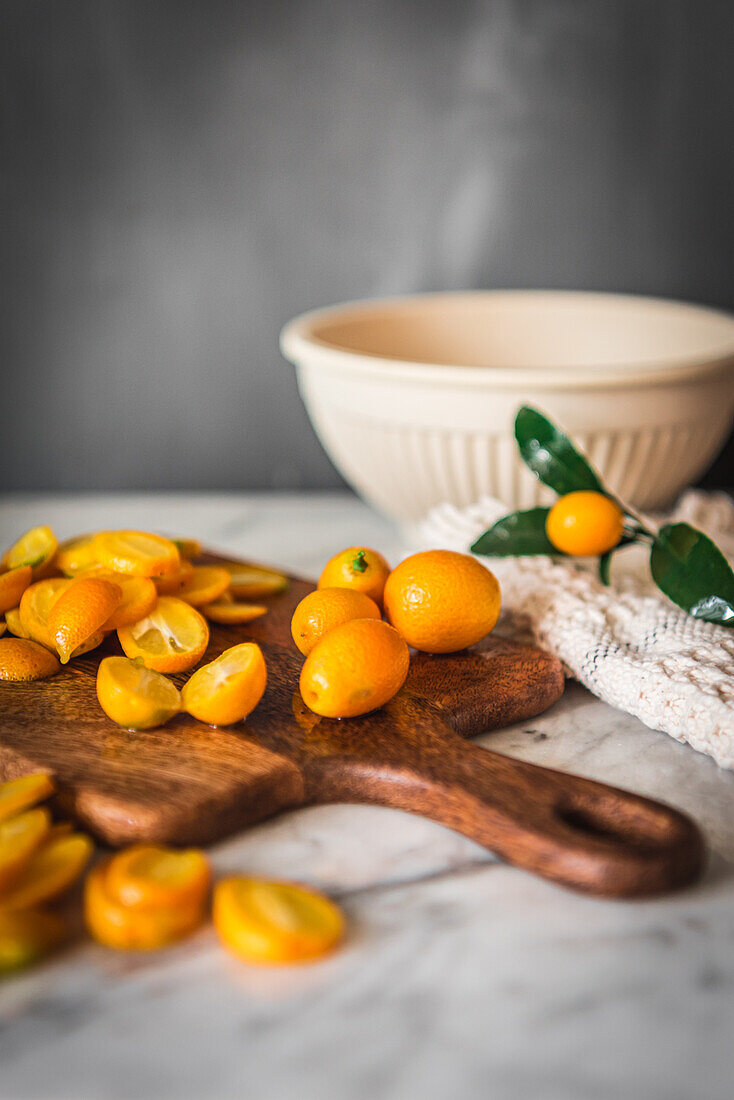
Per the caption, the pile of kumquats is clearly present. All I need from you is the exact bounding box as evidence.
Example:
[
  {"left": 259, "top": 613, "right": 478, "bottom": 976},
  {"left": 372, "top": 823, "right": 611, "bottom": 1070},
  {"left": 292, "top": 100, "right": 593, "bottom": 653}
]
[{"left": 0, "top": 525, "right": 501, "bottom": 975}]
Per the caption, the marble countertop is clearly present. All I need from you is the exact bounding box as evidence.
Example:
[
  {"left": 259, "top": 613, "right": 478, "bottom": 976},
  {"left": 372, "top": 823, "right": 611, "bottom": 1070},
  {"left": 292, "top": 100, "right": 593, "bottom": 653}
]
[{"left": 0, "top": 492, "right": 732, "bottom": 1100}]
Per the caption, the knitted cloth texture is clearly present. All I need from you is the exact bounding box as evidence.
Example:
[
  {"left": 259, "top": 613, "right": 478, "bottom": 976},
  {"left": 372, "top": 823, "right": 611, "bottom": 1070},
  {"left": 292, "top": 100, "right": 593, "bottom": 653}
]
[{"left": 419, "top": 491, "right": 734, "bottom": 770}]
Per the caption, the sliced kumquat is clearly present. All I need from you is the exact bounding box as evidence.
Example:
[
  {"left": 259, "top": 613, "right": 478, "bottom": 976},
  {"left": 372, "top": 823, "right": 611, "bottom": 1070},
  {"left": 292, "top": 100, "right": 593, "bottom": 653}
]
[
  {"left": 172, "top": 538, "right": 202, "bottom": 560},
  {"left": 201, "top": 601, "right": 268, "bottom": 625},
  {"left": 117, "top": 596, "right": 209, "bottom": 673},
  {"left": 0, "top": 909, "right": 68, "bottom": 974},
  {"left": 220, "top": 563, "right": 289, "bottom": 599},
  {"left": 84, "top": 861, "right": 205, "bottom": 951},
  {"left": 19, "top": 578, "right": 73, "bottom": 648},
  {"left": 213, "top": 877, "right": 345, "bottom": 965},
  {"left": 105, "top": 844, "right": 210, "bottom": 910},
  {"left": 0, "top": 638, "right": 61, "bottom": 682},
  {"left": 182, "top": 643, "right": 267, "bottom": 726},
  {"left": 3, "top": 608, "right": 26, "bottom": 638},
  {"left": 178, "top": 566, "right": 231, "bottom": 608},
  {"left": 0, "top": 566, "right": 32, "bottom": 615},
  {"left": 55, "top": 532, "right": 100, "bottom": 576},
  {"left": 48, "top": 577, "right": 122, "bottom": 663},
  {"left": 3, "top": 526, "right": 58, "bottom": 574},
  {"left": 0, "top": 832, "right": 93, "bottom": 911},
  {"left": 99, "top": 576, "right": 157, "bottom": 630},
  {"left": 0, "top": 807, "right": 51, "bottom": 892},
  {"left": 92, "top": 530, "right": 180, "bottom": 578},
  {"left": 0, "top": 773, "right": 55, "bottom": 821},
  {"left": 96, "top": 656, "right": 182, "bottom": 729},
  {"left": 153, "top": 560, "right": 195, "bottom": 595}
]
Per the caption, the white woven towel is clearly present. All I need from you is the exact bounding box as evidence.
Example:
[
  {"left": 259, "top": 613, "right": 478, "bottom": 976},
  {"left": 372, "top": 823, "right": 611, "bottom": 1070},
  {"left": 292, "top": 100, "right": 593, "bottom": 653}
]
[{"left": 419, "top": 490, "right": 734, "bottom": 770}]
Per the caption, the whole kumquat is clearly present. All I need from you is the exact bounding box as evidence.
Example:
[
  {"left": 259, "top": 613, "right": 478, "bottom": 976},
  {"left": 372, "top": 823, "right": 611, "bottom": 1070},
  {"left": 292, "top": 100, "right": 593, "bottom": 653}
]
[
  {"left": 384, "top": 550, "right": 501, "bottom": 654},
  {"left": 290, "top": 587, "right": 381, "bottom": 656},
  {"left": 96, "top": 656, "right": 182, "bottom": 730},
  {"left": 545, "top": 490, "right": 625, "bottom": 557},
  {"left": 299, "top": 618, "right": 409, "bottom": 718},
  {"left": 318, "top": 546, "right": 390, "bottom": 607},
  {"left": 0, "top": 638, "right": 61, "bottom": 682},
  {"left": 213, "top": 877, "right": 345, "bottom": 965}
]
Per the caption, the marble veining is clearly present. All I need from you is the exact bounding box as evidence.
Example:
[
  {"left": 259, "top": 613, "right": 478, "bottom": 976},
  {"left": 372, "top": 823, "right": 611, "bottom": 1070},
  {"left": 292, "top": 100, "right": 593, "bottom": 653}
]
[{"left": 0, "top": 492, "right": 732, "bottom": 1100}]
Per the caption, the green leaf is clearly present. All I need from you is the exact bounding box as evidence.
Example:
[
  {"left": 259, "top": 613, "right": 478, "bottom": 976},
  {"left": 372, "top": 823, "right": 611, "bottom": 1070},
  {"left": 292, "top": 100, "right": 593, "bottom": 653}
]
[
  {"left": 471, "top": 508, "right": 559, "bottom": 557},
  {"left": 514, "top": 407, "right": 605, "bottom": 496},
  {"left": 598, "top": 552, "right": 612, "bottom": 586},
  {"left": 650, "top": 523, "right": 734, "bottom": 626}
]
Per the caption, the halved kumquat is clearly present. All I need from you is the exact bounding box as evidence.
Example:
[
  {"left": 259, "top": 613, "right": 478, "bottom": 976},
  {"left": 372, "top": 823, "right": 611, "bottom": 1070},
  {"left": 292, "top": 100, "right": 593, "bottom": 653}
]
[
  {"left": 3, "top": 526, "right": 58, "bottom": 574},
  {"left": 172, "top": 538, "right": 202, "bottom": 560},
  {"left": 213, "top": 877, "right": 345, "bottom": 965},
  {"left": 47, "top": 576, "right": 122, "bottom": 663},
  {"left": 96, "top": 656, "right": 182, "bottom": 729},
  {"left": 105, "top": 844, "right": 210, "bottom": 910},
  {"left": 182, "top": 642, "right": 266, "bottom": 726},
  {"left": 0, "top": 909, "right": 68, "bottom": 974},
  {"left": 220, "top": 563, "right": 288, "bottom": 599},
  {"left": 201, "top": 601, "right": 268, "bottom": 625},
  {"left": 153, "top": 560, "right": 195, "bottom": 595},
  {"left": 0, "top": 807, "right": 51, "bottom": 892},
  {"left": 91, "top": 530, "right": 180, "bottom": 578},
  {"left": 3, "top": 608, "right": 25, "bottom": 638},
  {"left": 177, "top": 565, "right": 231, "bottom": 607},
  {"left": 55, "top": 532, "right": 100, "bottom": 576},
  {"left": 0, "top": 638, "right": 61, "bottom": 681},
  {"left": 117, "top": 596, "right": 209, "bottom": 673},
  {"left": 0, "top": 565, "right": 32, "bottom": 615},
  {"left": 0, "top": 773, "right": 55, "bottom": 821},
  {"left": 99, "top": 575, "right": 157, "bottom": 630},
  {"left": 84, "top": 861, "right": 205, "bottom": 951},
  {"left": 19, "top": 578, "right": 73, "bottom": 647},
  {"left": 0, "top": 832, "right": 93, "bottom": 911}
]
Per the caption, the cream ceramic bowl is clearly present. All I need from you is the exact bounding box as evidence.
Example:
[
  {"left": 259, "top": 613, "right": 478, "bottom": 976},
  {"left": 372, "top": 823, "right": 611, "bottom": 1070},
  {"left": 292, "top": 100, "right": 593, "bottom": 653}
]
[{"left": 281, "top": 291, "right": 734, "bottom": 523}]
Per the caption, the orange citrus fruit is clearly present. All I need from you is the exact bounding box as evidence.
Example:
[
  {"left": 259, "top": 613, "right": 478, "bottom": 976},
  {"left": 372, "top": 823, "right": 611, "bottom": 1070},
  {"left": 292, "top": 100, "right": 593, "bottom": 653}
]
[
  {"left": 182, "top": 642, "right": 267, "bottom": 726},
  {"left": 0, "top": 773, "right": 55, "bottom": 821},
  {"left": 0, "top": 638, "right": 61, "bottom": 681},
  {"left": 299, "top": 618, "right": 409, "bottom": 718},
  {"left": 0, "top": 565, "right": 32, "bottom": 615},
  {"left": 19, "top": 577, "right": 73, "bottom": 647},
  {"left": 0, "top": 832, "right": 93, "bottom": 911},
  {"left": 0, "top": 807, "right": 51, "bottom": 892},
  {"left": 96, "top": 656, "right": 182, "bottom": 730},
  {"left": 98, "top": 575, "right": 158, "bottom": 630},
  {"left": 221, "top": 563, "right": 289, "bottom": 599},
  {"left": 105, "top": 844, "right": 210, "bottom": 910},
  {"left": 546, "top": 491, "right": 625, "bottom": 557},
  {"left": 55, "top": 532, "right": 100, "bottom": 575},
  {"left": 318, "top": 546, "right": 390, "bottom": 607},
  {"left": 177, "top": 565, "right": 231, "bottom": 607},
  {"left": 91, "top": 530, "right": 180, "bottom": 577},
  {"left": 47, "top": 576, "right": 122, "bottom": 663},
  {"left": 117, "top": 596, "right": 209, "bottom": 673},
  {"left": 3, "top": 608, "right": 25, "bottom": 638},
  {"left": 213, "top": 877, "right": 344, "bottom": 965},
  {"left": 84, "top": 860, "right": 205, "bottom": 951},
  {"left": 172, "top": 538, "right": 202, "bottom": 560},
  {"left": 3, "top": 525, "right": 58, "bottom": 573},
  {"left": 153, "top": 559, "right": 195, "bottom": 595},
  {"left": 200, "top": 601, "right": 268, "bottom": 625},
  {"left": 384, "top": 550, "right": 501, "bottom": 653},
  {"left": 0, "top": 624, "right": 4, "bottom": 638},
  {"left": 290, "top": 587, "right": 381, "bottom": 656},
  {"left": 0, "top": 909, "right": 67, "bottom": 974}
]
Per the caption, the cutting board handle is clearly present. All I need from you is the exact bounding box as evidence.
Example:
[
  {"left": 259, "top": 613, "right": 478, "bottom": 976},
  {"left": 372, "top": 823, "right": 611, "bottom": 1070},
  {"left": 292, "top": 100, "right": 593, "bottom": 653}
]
[{"left": 315, "top": 734, "right": 705, "bottom": 897}]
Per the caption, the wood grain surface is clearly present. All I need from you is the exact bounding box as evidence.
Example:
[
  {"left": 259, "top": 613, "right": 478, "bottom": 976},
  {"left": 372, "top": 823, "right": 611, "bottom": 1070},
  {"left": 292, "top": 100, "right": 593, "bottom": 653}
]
[{"left": 0, "top": 555, "right": 705, "bottom": 897}]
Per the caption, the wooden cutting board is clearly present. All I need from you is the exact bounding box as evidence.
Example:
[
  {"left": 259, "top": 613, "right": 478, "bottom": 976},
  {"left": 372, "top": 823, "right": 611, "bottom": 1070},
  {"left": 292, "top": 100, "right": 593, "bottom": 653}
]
[{"left": 0, "top": 554, "right": 704, "bottom": 897}]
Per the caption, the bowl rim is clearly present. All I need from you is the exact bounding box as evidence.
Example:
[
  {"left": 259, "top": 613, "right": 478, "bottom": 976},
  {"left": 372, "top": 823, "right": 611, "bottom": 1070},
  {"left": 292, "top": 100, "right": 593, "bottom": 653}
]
[{"left": 280, "top": 289, "right": 734, "bottom": 390}]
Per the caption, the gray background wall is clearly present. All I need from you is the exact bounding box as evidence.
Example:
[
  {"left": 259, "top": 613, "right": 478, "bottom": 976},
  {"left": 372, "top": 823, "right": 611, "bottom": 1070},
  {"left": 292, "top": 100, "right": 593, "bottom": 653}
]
[{"left": 3, "top": 0, "right": 733, "bottom": 491}]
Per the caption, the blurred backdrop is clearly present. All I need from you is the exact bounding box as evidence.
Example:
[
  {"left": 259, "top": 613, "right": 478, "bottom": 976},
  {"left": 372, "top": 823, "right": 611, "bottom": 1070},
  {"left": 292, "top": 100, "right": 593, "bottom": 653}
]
[{"left": 2, "top": 0, "right": 733, "bottom": 492}]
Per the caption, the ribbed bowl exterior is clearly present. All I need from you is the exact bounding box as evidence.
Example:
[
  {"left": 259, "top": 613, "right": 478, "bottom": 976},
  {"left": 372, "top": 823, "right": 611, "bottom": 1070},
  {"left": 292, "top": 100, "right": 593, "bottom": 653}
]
[{"left": 295, "top": 362, "right": 734, "bottom": 523}]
